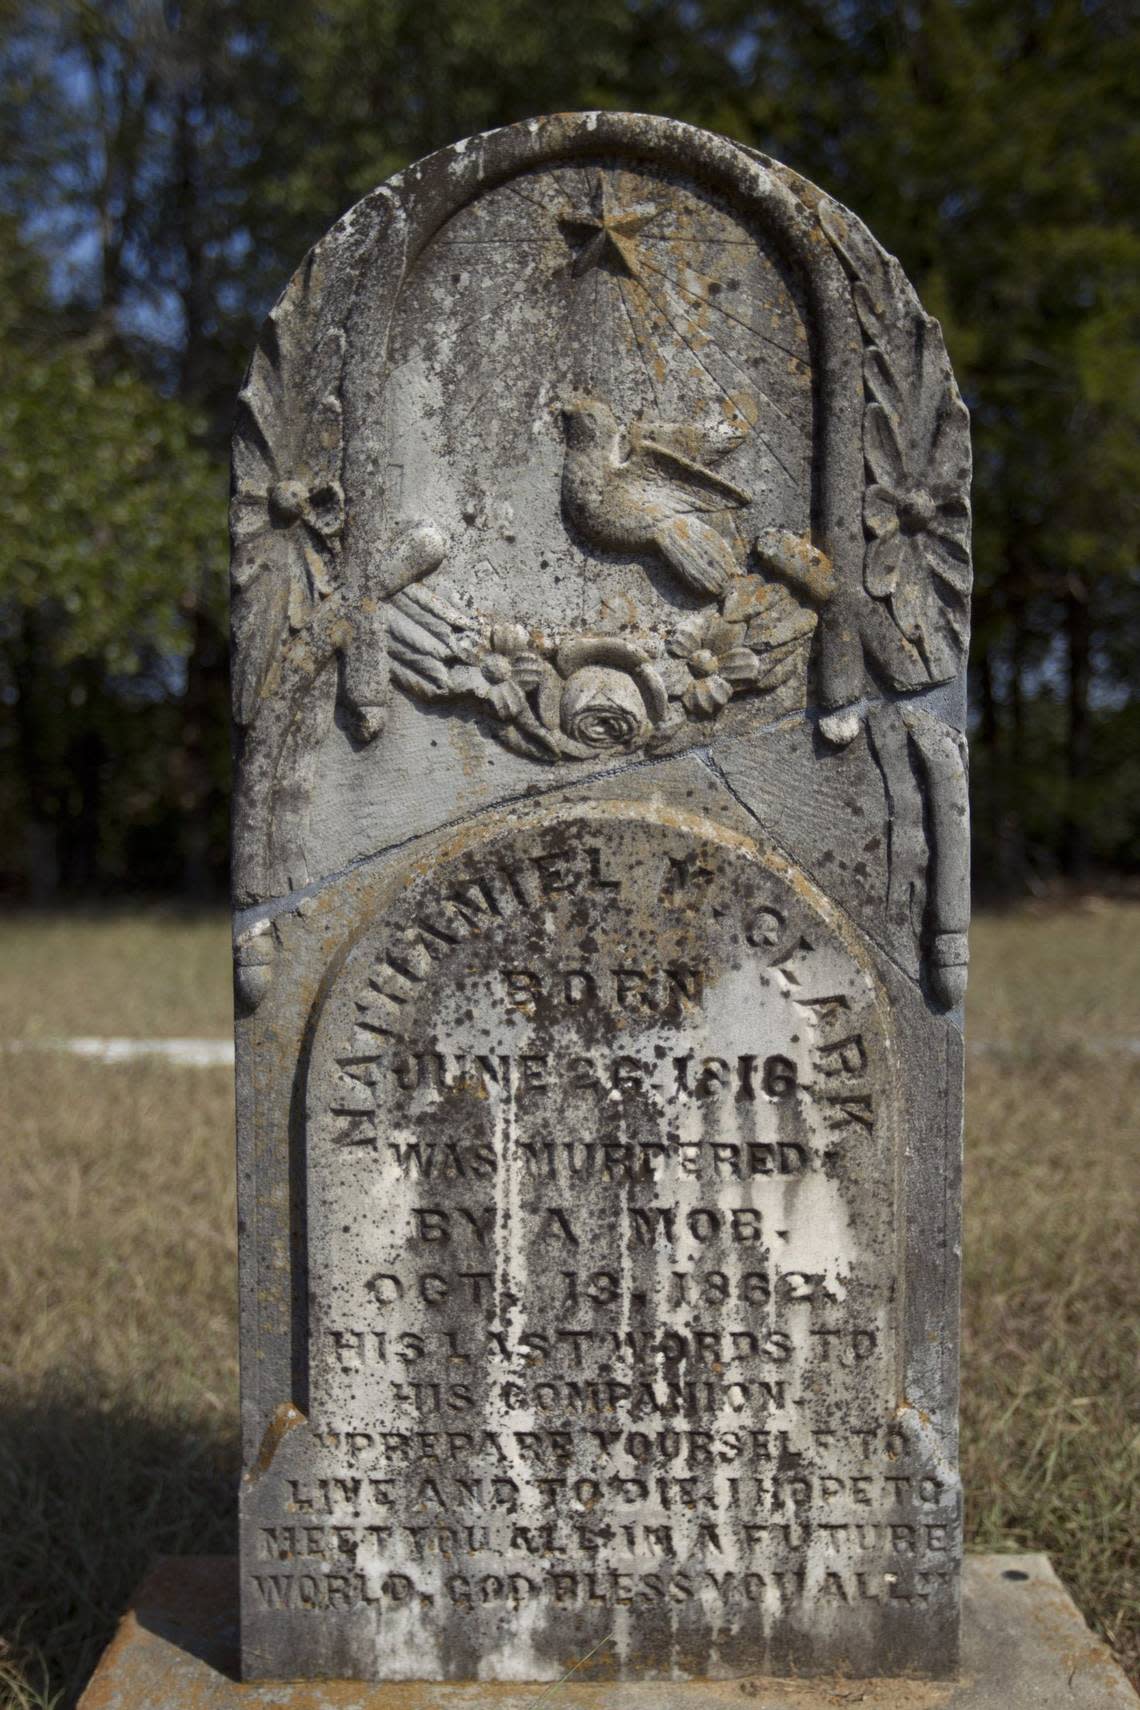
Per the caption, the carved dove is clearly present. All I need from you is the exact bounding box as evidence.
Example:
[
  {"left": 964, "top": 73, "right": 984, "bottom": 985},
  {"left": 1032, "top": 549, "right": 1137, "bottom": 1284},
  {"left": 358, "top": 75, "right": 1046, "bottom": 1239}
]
[{"left": 560, "top": 398, "right": 752, "bottom": 595}]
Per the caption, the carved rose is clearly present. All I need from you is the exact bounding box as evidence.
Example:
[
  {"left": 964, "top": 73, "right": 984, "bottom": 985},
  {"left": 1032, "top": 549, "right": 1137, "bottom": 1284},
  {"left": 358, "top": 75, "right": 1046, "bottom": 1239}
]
[{"left": 559, "top": 665, "right": 651, "bottom": 748}]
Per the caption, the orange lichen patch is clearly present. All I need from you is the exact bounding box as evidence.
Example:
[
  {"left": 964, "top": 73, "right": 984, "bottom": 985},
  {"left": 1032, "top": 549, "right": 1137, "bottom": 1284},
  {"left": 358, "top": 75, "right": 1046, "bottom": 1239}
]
[
  {"left": 750, "top": 530, "right": 836, "bottom": 607},
  {"left": 244, "top": 1401, "right": 306, "bottom": 1485}
]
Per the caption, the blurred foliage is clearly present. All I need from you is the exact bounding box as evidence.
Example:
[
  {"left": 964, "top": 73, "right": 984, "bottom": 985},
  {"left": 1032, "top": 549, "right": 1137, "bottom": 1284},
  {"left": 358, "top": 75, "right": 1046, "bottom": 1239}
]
[
  {"left": 0, "top": 0, "right": 1137, "bottom": 895},
  {"left": 0, "top": 235, "right": 223, "bottom": 672}
]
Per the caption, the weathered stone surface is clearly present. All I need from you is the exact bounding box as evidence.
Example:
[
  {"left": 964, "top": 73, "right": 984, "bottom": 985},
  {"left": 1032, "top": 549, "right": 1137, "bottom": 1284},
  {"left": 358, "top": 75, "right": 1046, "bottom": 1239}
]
[
  {"left": 79, "top": 1556, "right": 1140, "bottom": 1707},
  {"left": 231, "top": 113, "right": 971, "bottom": 1684}
]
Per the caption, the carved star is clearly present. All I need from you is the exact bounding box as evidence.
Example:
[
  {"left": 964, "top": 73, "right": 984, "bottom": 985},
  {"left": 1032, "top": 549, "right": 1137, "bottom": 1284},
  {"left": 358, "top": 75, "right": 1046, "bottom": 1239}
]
[{"left": 559, "top": 180, "right": 662, "bottom": 279}]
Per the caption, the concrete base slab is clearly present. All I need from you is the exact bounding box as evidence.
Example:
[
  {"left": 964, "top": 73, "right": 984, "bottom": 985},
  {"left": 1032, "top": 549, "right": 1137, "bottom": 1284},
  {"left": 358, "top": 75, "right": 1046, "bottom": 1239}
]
[{"left": 78, "top": 1554, "right": 1135, "bottom": 1709}]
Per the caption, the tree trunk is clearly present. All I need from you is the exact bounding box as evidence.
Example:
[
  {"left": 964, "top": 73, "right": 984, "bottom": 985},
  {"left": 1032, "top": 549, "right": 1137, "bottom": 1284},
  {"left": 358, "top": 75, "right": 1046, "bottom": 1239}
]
[
  {"left": 1004, "top": 617, "right": 1030, "bottom": 889},
  {"left": 975, "top": 646, "right": 1004, "bottom": 892},
  {"left": 176, "top": 587, "right": 227, "bottom": 900},
  {"left": 173, "top": 83, "right": 226, "bottom": 897},
  {"left": 10, "top": 610, "right": 61, "bottom": 900},
  {"left": 1062, "top": 576, "right": 1092, "bottom": 880},
  {"left": 64, "top": 658, "right": 107, "bottom": 891}
]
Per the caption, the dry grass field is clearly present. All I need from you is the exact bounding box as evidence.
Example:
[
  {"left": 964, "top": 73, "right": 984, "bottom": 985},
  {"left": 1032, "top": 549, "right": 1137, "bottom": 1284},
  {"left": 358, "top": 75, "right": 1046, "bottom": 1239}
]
[{"left": 0, "top": 903, "right": 1137, "bottom": 1706}]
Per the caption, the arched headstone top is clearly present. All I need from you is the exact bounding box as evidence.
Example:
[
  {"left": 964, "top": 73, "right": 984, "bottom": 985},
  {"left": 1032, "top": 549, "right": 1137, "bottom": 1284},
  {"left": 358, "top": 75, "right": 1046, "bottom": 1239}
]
[{"left": 231, "top": 115, "right": 969, "bottom": 917}]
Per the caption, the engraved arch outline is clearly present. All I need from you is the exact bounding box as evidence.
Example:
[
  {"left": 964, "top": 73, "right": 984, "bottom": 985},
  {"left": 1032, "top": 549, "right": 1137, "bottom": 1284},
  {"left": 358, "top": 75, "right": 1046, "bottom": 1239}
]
[
  {"left": 289, "top": 798, "right": 907, "bottom": 1420},
  {"left": 369, "top": 114, "right": 865, "bottom": 701}
]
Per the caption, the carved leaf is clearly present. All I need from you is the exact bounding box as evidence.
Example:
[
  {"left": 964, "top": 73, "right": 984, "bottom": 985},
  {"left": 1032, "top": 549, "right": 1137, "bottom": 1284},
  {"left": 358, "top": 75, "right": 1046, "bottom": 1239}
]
[
  {"left": 231, "top": 556, "right": 293, "bottom": 724},
  {"left": 818, "top": 201, "right": 888, "bottom": 306},
  {"left": 749, "top": 636, "right": 804, "bottom": 694},
  {"left": 863, "top": 348, "right": 905, "bottom": 431},
  {"left": 863, "top": 402, "right": 907, "bottom": 490}
]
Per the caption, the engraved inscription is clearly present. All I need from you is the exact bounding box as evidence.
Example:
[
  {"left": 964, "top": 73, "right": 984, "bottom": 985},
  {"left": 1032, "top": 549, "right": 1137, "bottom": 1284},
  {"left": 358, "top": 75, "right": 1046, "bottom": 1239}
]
[{"left": 234, "top": 806, "right": 961, "bottom": 1678}]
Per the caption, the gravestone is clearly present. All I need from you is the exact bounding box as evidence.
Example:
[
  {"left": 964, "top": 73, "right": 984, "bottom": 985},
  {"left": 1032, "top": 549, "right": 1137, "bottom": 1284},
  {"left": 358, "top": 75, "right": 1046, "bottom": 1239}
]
[{"left": 231, "top": 112, "right": 971, "bottom": 1686}]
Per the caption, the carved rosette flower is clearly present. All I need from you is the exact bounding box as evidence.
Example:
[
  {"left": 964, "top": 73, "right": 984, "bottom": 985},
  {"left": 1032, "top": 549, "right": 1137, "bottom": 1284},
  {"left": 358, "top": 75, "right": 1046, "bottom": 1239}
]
[
  {"left": 444, "top": 622, "right": 534, "bottom": 721},
  {"left": 666, "top": 611, "right": 759, "bottom": 717},
  {"left": 862, "top": 400, "right": 971, "bottom": 679},
  {"left": 230, "top": 321, "right": 347, "bottom": 725}
]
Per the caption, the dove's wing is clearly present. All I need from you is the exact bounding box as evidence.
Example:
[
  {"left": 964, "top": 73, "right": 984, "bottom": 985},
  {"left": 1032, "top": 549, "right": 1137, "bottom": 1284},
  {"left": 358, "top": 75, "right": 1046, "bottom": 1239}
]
[
  {"left": 653, "top": 514, "right": 741, "bottom": 595},
  {"left": 631, "top": 414, "right": 749, "bottom": 466},
  {"left": 635, "top": 434, "right": 753, "bottom": 512}
]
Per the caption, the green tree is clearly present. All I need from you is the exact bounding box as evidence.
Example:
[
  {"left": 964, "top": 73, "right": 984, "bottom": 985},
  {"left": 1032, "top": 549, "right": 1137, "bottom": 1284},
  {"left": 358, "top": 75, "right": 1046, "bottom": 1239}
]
[
  {"left": 0, "top": 225, "right": 224, "bottom": 892},
  {"left": 0, "top": 2, "right": 244, "bottom": 892}
]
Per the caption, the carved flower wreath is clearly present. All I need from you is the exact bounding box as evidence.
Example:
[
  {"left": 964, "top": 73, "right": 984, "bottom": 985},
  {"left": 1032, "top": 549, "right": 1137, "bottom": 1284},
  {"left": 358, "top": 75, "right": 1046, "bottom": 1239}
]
[{"left": 386, "top": 554, "right": 817, "bottom": 765}]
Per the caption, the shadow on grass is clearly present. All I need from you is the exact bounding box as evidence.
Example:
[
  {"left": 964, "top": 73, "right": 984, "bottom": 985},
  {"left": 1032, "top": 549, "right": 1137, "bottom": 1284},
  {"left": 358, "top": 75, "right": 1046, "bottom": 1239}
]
[{"left": 0, "top": 1386, "right": 238, "bottom": 1709}]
